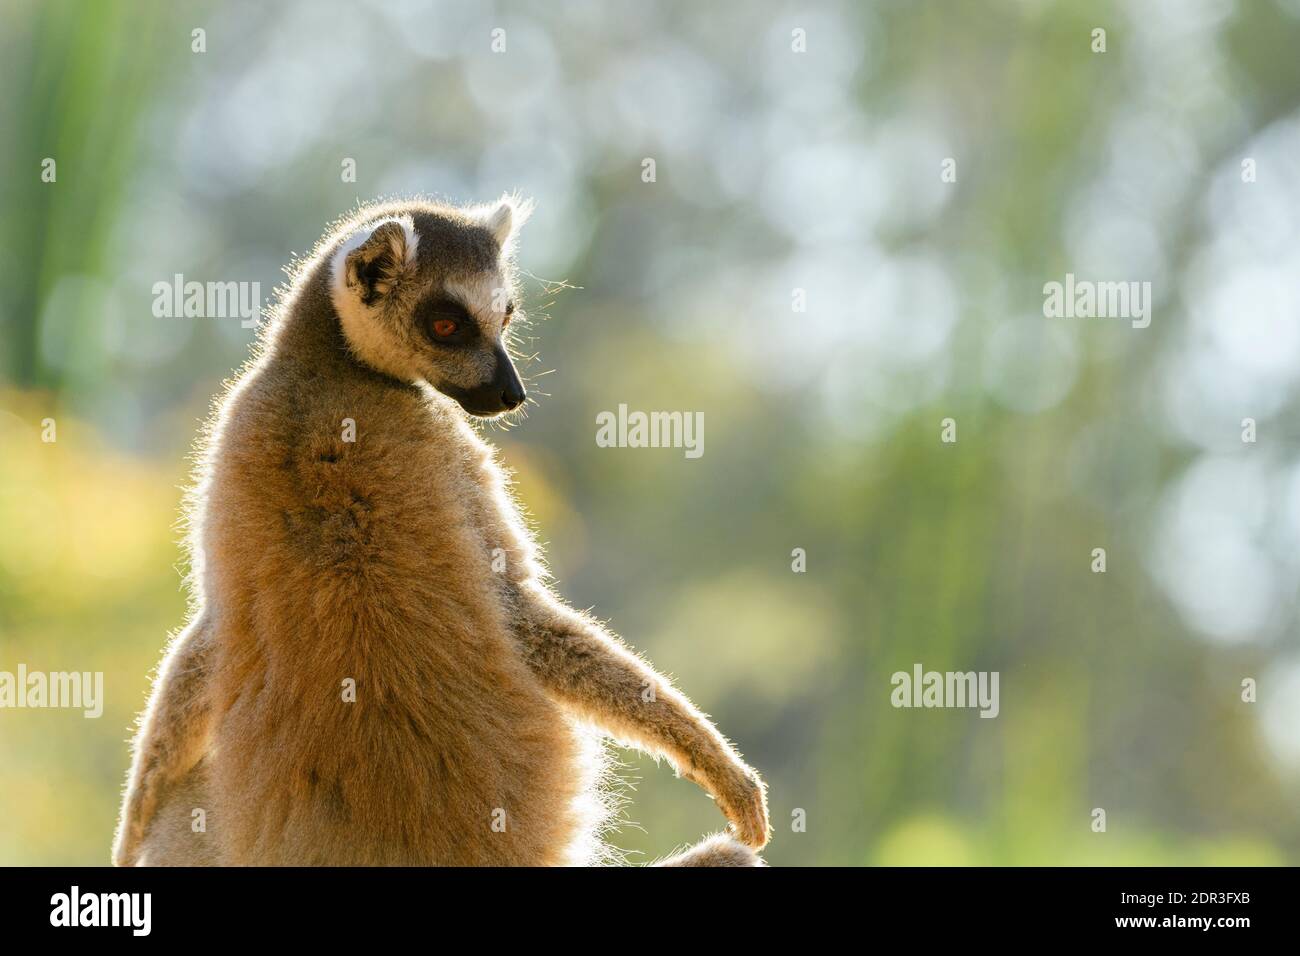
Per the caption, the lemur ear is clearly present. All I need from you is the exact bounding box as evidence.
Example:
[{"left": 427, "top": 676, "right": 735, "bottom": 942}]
[
  {"left": 338, "top": 217, "right": 418, "bottom": 306},
  {"left": 477, "top": 195, "right": 534, "bottom": 250}
]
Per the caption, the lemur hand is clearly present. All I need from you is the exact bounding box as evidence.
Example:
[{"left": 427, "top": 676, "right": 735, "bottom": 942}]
[{"left": 685, "top": 748, "right": 771, "bottom": 849}]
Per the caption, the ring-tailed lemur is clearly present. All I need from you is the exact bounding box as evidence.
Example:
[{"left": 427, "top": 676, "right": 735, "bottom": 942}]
[{"left": 113, "top": 197, "right": 770, "bottom": 867}]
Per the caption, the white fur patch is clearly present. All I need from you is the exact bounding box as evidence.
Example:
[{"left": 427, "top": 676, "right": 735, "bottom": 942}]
[
  {"left": 329, "top": 215, "right": 421, "bottom": 382},
  {"left": 444, "top": 271, "right": 511, "bottom": 339},
  {"left": 471, "top": 195, "right": 534, "bottom": 253},
  {"left": 329, "top": 215, "right": 418, "bottom": 299},
  {"left": 484, "top": 204, "right": 512, "bottom": 244}
]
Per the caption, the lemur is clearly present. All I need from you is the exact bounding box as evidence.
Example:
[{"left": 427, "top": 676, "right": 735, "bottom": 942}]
[{"left": 112, "top": 197, "right": 769, "bottom": 866}]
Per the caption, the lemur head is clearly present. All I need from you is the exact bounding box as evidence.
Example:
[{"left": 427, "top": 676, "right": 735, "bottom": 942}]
[{"left": 329, "top": 197, "right": 533, "bottom": 417}]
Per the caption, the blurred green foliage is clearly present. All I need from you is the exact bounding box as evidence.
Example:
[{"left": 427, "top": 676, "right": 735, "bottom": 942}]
[{"left": 1, "top": 0, "right": 1298, "bottom": 865}]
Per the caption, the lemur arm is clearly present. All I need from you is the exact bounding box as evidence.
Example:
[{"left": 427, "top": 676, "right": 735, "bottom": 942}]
[
  {"left": 112, "top": 612, "right": 216, "bottom": 866},
  {"left": 513, "top": 580, "right": 770, "bottom": 848}
]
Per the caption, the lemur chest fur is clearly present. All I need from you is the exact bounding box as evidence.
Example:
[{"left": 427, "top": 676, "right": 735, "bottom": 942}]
[{"left": 203, "top": 391, "right": 583, "bottom": 863}]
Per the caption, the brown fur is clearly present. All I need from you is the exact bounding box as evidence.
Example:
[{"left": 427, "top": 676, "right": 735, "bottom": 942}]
[
  {"left": 112, "top": 198, "right": 769, "bottom": 867},
  {"left": 655, "top": 834, "right": 765, "bottom": 867}
]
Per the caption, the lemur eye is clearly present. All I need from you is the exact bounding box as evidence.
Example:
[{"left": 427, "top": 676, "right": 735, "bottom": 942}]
[{"left": 418, "top": 296, "right": 475, "bottom": 345}]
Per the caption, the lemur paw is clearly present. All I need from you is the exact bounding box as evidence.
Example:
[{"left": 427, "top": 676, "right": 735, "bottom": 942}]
[
  {"left": 707, "top": 761, "right": 770, "bottom": 850},
  {"left": 730, "top": 766, "right": 771, "bottom": 849}
]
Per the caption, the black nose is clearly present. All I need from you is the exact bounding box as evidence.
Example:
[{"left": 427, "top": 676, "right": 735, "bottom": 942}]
[
  {"left": 501, "top": 382, "right": 526, "bottom": 410},
  {"left": 495, "top": 348, "right": 526, "bottom": 411}
]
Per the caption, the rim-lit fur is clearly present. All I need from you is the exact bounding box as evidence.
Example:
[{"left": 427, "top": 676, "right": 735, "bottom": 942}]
[{"left": 113, "top": 198, "right": 769, "bottom": 866}]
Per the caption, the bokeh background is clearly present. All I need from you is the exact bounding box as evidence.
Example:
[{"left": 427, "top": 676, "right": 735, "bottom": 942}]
[{"left": 2, "top": 0, "right": 1299, "bottom": 866}]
